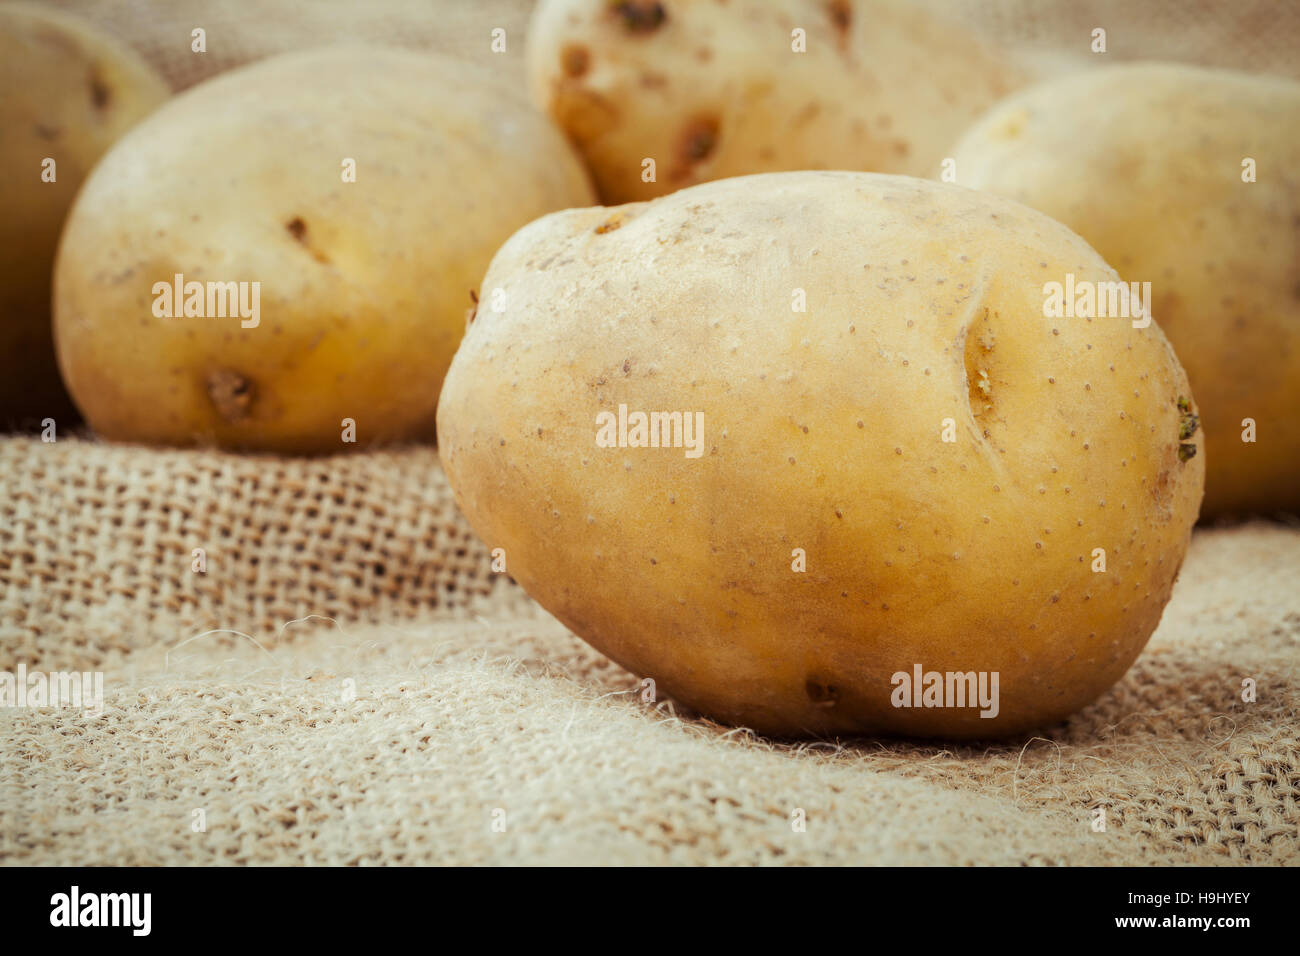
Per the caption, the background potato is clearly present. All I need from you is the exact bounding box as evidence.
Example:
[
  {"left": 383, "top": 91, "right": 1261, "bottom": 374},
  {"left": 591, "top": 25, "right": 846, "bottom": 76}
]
[
  {"left": 0, "top": 1, "right": 168, "bottom": 426},
  {"left": 438, "top": 171, "right": 1204, "bottom": 738},
  {"left": 526, "top": 0, "right": 1025, "bottom": 204},
  {"left": 949, "top": 63, "right": 1300, "bottom": 517},
  {"left": 54, "top": 46, "right": 594, "bottom": 453}
]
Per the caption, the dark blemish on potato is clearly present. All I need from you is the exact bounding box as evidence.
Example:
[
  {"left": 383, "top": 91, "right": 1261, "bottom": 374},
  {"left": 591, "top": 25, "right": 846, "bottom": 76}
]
[
  {"left": 561, "top": 44, "right": 589, "bottom": 77},
  {"left": 827, "top": 0, "right": 852, "bottom": 39},
  {"left": 685, "top": 120, "right": 718, "bottom": 160},
  {"left": 285, "top": 216, "right": 332, "bottom": 264},
  {"left": 792, "top": 101, "right": 821, "bottom": 128},
  {"left": 206, "top": 369, "right": 255, "bottom": 423},
  {"left": 676, "top": 116, "right": 728, "bottom": 180},
  {"left": 612, "top": 0, "right": 666, "bottom": 33},
  {"left": 90, "top": 75, "right": 110, "bottom": 109},
  {"left": 964, "top": 308, "right": 996, "bottom": 427},
  {"left": 805, "top": 677, "right": 839, "bottom": 707},
  {"left": 622, "top": 358, "right": 632, "bottom": 373},
  {"left": 1177, "top": 396, "right": 1199, "bottom": 440}
]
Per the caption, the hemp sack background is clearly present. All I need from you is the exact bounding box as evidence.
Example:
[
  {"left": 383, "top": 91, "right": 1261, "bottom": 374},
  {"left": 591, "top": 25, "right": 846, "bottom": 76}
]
[{"left": 2, "top": 0, "right": 1298, "bottom": 864}]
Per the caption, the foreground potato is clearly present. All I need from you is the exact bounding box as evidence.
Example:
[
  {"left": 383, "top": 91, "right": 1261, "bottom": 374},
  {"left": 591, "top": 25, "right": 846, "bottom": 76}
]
[
  {"left": 0, "top": 2, "right": 168, "bottom": 426},
  {"left": 527, "top": 0, "right": 1023, "bottom": 203},
  {"left": 54, "top": 47, "right": 594, "bottom": 453},
  {"left": 438, "top": 172, "right": 1204, "bottom": 738},
  {"left": 949, "top": 64, "right": 1300, "bottom": 517}
]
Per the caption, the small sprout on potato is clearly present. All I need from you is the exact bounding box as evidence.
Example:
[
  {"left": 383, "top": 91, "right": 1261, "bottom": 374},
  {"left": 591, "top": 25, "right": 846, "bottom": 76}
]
[{"left": 1178, "top": 442, "right": 1197, "bottom": 462}]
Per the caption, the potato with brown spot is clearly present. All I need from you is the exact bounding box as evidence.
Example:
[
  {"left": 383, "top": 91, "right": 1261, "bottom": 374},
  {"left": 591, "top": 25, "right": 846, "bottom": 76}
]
[
  {"left": 0, "top": 2, "right": 168, "bottom": 426},
  {"left": 949, "top": 64, "right": 1300, "bottom": 516},
  {"left": 438, "top": 172, "right": 1204, "bottom": 738},
  {"left": 54, "top": 47, "right": 594, "bottom": 452},
  {"left": 526, "top": 0, "right": 1026, "bottom": 203}
]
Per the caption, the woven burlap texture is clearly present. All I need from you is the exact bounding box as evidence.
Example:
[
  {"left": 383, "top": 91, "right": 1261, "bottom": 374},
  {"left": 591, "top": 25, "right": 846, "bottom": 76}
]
[{"left": 2, "top": 435, "right": 1297, "bottom": 865}]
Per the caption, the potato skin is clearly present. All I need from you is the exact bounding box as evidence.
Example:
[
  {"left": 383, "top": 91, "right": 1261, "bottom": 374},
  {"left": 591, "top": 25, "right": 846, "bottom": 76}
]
[
  {"left": 54, "top": 47, "right": 594, "bottom": 453},
  {"left": 949, "top": 63, "right": 1300, "bottom": 517},
  {"left": 0, "top": 2, "right": 168, "bottom": 426},
  {"left": 438, "top": 171, "right": 1204, "bottom": 739},
  {"left": 526, "top": 0, "right": 1024, "bottom": 204}
]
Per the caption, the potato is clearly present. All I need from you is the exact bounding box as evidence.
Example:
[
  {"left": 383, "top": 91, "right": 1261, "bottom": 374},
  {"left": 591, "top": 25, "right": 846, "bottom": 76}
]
[
  {"left": 948, "top": 64, "right": 1300, "bottom": 517},
  {"left": 437, "top": 171, "right": 1204, "bottom": 738},
  {"left": 0, "top": 2, "right": 168, "bottom": 426},
  {"left": 525, "top": 0, "right": 1024, "bottom": 204},
  {"left": 53, "top": 47, "right": 594, "bottom": 453}
]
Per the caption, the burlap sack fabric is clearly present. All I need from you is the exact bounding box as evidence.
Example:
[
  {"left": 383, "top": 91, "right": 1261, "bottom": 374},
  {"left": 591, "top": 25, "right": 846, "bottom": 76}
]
[
  {"left": 2, "top": 1, "right": 1298, "bottom": 865},
  {"left": 2, "top": 434, "right": 1298, "bottom": 865}
]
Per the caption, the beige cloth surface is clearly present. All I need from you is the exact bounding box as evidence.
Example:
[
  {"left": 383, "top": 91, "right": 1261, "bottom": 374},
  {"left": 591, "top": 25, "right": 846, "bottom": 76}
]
[
  {"left": 44, "top": 0, "right": 1300, "bottom": 92},
  {"left": 1, "top": 435, "right": 1298, "bottom": 865}
]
